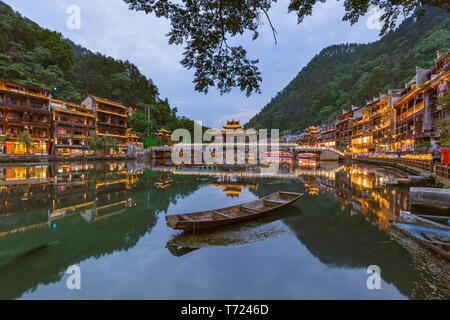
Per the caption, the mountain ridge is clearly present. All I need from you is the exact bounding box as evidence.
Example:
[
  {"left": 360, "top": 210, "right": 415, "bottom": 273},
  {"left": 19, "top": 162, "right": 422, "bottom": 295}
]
[{"left": 245, "top": 8, "right": 450, "bottom": 132}]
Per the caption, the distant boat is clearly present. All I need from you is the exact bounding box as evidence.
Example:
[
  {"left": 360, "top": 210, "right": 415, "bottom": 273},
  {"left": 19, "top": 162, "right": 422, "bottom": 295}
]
[
  {"left": 391, "top": 221, "right": 450, "bottom": 260},
  {"left": 166, "top": 192, "right": 303, "bottom": 231}
]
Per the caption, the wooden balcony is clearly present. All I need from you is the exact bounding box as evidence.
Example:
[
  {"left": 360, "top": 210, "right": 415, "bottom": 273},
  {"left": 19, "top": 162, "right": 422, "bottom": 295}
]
[{"left": 0, "top": 101, "right": 51, "bottom": 114}]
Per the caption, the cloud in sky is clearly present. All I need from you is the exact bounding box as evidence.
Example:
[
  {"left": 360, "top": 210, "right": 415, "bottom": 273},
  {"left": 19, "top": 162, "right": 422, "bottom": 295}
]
[{"left": 5, "top": 0, "right": 383, "bottom": 128}]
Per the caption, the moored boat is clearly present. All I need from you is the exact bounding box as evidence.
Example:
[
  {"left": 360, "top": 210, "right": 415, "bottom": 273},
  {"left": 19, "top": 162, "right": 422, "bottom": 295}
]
[
  {"left": 398, "top": 211, "right": 450, "bottom": 230},
  {"left": 165, "top": 191, "right": 303, "bottom": 231},
  {"left": 391, "top": 221, "right": 450, "bottom": 260},
  {"left": 416, "top": 215, "right": 450, "bottom": 227}
]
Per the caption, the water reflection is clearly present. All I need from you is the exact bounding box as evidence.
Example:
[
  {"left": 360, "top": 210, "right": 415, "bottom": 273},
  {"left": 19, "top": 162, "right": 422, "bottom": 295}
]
[{"left": 0, "top": 161, "right": 447, "bottom": 299}]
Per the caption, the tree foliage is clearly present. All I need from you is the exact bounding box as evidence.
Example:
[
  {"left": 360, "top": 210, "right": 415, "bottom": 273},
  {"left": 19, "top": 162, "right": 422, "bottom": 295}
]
[
  {"left": 124, "top": 0, "right": 449, "bottom": 95},
  {"left": 128, "top": 111, "right": 150, "bottom": 139},
  {"left": 18, "top": 130, "right": 32, "bottom": 154},
  {"left": 88, "top": 131, "right": 120, "bottom": 154}
]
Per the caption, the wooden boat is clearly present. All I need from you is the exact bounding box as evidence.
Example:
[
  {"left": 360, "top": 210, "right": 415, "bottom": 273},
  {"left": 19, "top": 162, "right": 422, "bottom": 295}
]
[
  {"left": 166, "top": 205, "right": 303, "bottom": 256},
  {"left": 165, "top": 191, "right": 303, "bottom": 231},
  {"left": 417, "top": 214, "right": 450, "bottom": 228},
  {"left": 397, "top": 211, "right": 450, "bottom": 230},
  {"left": 391, "top": 221, "right": 450, "bottom": 261}
]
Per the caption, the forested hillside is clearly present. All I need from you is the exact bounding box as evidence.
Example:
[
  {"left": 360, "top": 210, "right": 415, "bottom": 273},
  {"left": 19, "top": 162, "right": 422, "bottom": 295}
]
[
  {"left": 0, "top": 1, "right": 196, "bottom": 138},
  {"left": 245, "top": 8, "right": 450, "bottom": 132}
]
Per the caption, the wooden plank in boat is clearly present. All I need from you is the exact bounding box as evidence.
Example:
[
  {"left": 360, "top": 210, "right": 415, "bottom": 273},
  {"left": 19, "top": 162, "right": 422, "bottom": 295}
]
[
  {"left": 212, "top": 211, "right": 233, "bottom": 219},
  {"left": 279, "top": 191, "right": 300, "bottom": 196},
  {"left": 180, "top": 214, "right": 195, "bottom": 222},
  {"left": 263, "top": 199, "right": 286, "bottom": 206},
  {"left": 240, "top": 206, "right": 260, "bottom": 214}
]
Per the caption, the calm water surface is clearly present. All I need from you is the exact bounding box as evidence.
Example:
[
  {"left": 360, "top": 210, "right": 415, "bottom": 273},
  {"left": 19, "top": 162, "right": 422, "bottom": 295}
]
[{"left": 0, "top": 160, "right": 447, "bottom": 299}]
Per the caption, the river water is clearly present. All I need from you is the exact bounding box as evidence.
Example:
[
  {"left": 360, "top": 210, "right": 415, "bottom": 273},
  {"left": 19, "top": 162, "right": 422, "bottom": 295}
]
[{"left": 0, "top": 160, "right": 448, "bottom": 299}]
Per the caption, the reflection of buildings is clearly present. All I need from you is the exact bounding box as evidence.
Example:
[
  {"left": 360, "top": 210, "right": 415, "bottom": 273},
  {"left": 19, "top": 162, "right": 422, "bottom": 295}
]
[
  {"left": 155, "top": 173, "right": 174, "bottom": 189},
  {"left": 307, "top": 164, "right": 409, "bottom": 230},
  {"left": 265, "top": 150, "right": 294, "bottom": 165},
  {"left": 298, "top": 153, "right": 319, "bottom": 168},
  {"left": 209, "top": 175, "right": 258, "bottom": 198},
  {"left": 152, "top": 162, "right": 344, "bottom": 181},
  {"left": 0, "top": 163, "right": 143, "bottom": 238},
  {"left": 0, "top": 163, "right": 206, "bottom": 300},
  {"left": 0, "top": 165, "right": 48, "bottom": 182}
]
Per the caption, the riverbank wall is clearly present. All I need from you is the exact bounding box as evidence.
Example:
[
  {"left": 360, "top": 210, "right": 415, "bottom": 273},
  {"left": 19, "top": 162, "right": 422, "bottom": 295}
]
[
  {"left": 0, "top": 154, "right": 140, "bottom": 164},
  {"left": 351, "top": 158, "right": 450, "bottom": 187}
]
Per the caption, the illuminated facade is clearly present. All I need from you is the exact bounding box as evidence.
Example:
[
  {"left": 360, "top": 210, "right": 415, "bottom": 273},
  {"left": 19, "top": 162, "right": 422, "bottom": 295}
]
[
  {"left": 335, "top": 107, "right": 362, "bottom": 152},
  {"left": 51, "top": 99, "right": 95, "bottom": 157},
  {"left": 392, "top": 51, "right": 449, "bottom": 152},
  {"left": 304, "top": 126, "right": 320, "bottom": 146},
  {"left": 351, "top": 96, "right": 391, "bottom": 153},
  {"left": 0, "top": 80, "right": 51, "bottom": 156},
  {"left": 81, "top": 94, "right": 128, "bottom": 154},
  {"left": 299, "top": 51, "right": 449, "bottom": 155},
  {"left": 317, "top": 123, "right": 336, "bottom": 147}
]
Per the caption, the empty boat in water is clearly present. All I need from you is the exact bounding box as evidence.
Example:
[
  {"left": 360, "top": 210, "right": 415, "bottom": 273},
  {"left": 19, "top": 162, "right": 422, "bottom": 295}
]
[
  {"left": 165, "top": 191, "right": 303, "bottom": 231},
  {"left": 416, "top": 215, "right": 450, "bottom": 227},
  {"left": 392, "top": 221, "right": 450, "bottom": 260},
  {"left": 398, "top": 211, "right": 450, "bottom": 230}
]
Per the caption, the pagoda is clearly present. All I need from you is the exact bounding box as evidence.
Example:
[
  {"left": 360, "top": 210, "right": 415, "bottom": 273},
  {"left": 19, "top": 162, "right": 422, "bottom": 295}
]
[{"left": 216, "top": 120, "right": 258, "bottom": 144}]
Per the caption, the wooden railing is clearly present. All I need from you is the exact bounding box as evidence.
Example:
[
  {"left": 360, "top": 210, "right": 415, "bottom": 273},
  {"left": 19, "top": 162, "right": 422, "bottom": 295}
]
[
  {"left": 399, "top": 159, "right": 434, "bottom": 172},
  {"left": 366, "top": 156, "right": 449, "bottom": 181},
  {"left": 436, "top": 163, "right": 450, "bottom": 179}
]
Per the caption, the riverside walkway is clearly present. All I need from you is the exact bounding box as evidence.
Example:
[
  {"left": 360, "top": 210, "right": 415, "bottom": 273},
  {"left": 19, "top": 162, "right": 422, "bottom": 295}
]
[{"left": 355, "top": 157, "right": 450, "bottom": 186}]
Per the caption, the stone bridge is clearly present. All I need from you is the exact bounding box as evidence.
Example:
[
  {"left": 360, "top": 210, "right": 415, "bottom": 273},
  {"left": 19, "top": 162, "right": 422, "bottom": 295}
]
[
  {"left": 279, "top": 144, "right": 345, "bottom": 161},
  {"left": 151, "top": 144, "right": 345, "bottom": 161}
]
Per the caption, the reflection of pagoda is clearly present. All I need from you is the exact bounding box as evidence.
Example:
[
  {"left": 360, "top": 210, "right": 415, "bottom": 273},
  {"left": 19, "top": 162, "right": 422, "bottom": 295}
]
[
  {"left": 210, "top": 175, "right": 258, "bottom": 198},
  {"left": 155, "top": 174, "right": 173, "bottom": 189}
]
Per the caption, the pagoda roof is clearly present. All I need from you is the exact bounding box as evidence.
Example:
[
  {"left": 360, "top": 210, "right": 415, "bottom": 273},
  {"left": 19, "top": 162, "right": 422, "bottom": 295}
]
[{"left": 223, "top": 120, "right": 243, "bottom": 130}]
